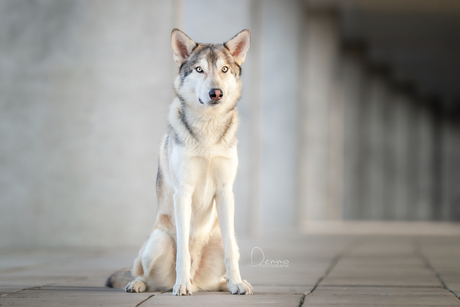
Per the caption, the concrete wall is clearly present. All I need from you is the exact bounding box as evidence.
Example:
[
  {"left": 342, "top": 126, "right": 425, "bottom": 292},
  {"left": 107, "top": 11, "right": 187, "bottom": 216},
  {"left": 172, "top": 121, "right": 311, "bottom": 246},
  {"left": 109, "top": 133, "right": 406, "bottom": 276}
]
[{"left": 0, "top": 0, "right": 176, "bottom": 247}]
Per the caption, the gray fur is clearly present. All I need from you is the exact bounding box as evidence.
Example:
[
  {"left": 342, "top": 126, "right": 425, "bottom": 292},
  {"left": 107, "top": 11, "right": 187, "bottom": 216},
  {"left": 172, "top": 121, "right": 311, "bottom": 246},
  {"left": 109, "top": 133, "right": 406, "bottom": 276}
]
[
  {"left": 156, "top": 163, "right": 163, "bottom": 199},
  {"left": 175, "top": 90, "right": 187, "bottom": 107},
  {"left": 178, "top": 106, "right": 197, "bottom": 140},
  {"left": 106, "top": 268, "right": 133, "bottom": 289},
  {"left": 168, "top": 125, "right": 183, "bottom": 145},
  {"left": 218, "top": 112, "right": 235, "bottom": 144}
]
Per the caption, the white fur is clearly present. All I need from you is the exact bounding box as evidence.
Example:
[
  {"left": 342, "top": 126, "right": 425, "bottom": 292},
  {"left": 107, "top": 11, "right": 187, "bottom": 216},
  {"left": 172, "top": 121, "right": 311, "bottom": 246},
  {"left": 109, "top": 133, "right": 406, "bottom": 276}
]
[{"left": 124, "top": 29, "right": 252, "bottom": 296}]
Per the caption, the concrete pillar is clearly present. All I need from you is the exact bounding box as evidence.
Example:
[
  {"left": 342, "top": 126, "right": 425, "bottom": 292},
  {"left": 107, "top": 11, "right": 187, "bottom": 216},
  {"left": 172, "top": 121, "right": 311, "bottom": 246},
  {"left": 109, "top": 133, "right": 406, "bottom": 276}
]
[
  {"left": 328, "top": 56, "right": 345, "bottom": 221},
  {"left": 382, "top": 85, "right": 399, "bottom": 219},
  {"left": 392, "top": 85, "right": 418, "bottom": 220},
  {"left": 431, "top": 97, "right": 444, "bottom": 220},
  {"left": 441, "top": 100, "right": 460, "bottom": 221},
  {"left": 417, "top": 98, "right": 436, "bottom": 220},
  {"left": 449, "top": 108, "right": 460, "bottom": 221},
  {"left": 394, "top": 88, "right": 410, "bottom": 219},
  {"left": 298, "top": 8, "right": 340, "bottom": 226},
  {"left": 361, "top": 68, "right": 390, "bottom": 219},
  {"left": 405, "top": 92, "right": 421, "bottom": 220},
  {"left": 451, "top": 105, "right": 460, "bottom": 221},
  {"left": 380, "top": 80, "right": 401, "bottom": 220},
  {"left": 340, "top": 46, "right": 367, "bottom": 220},
  {"left": 247, "top": 0, "right": 263, "bottom": 236},
  {"left": 260, "top": 0, "right": 303, "bottom": 233}
]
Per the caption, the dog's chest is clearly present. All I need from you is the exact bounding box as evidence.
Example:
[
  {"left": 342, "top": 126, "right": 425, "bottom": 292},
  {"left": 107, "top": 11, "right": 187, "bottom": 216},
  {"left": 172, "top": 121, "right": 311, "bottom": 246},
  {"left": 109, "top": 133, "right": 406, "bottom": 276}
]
[
  {"left": 188, "top": 141, "right": 234, "bottom": 160},
  {"left": 188, "top": 155, "right": 233, "bottom": 207},
  {"left": 190, "top": 157, "right": 220, "bottom": 204},
  {"left": 191, "top": 172, "right": 214, "bottom": 209},
  {"left": 187, "top": 159, "right": 219, "bottom": 231}
]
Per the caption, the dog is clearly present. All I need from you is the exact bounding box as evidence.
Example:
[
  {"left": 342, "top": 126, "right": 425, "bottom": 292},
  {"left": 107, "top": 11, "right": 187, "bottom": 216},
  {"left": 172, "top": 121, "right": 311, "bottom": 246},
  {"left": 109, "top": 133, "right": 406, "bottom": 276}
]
[{"left": 106, "top": 29, "right": 253, "bottom": 296}]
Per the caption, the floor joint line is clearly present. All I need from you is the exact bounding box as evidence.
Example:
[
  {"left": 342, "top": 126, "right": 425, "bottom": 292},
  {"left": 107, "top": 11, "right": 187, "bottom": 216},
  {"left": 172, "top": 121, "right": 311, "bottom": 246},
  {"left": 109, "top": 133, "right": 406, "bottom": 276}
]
[
  {"left": 132, "top": 294, "right": 155, "bottom": 307},
  {"left": 415, "top": 240, "right": 460, "bottom": 301},
  {"left": 298, "top": 239, "right": 359, "bottom": 307},
  {"left": 0, "top": 283, "right": 54, "bottom": 299}
]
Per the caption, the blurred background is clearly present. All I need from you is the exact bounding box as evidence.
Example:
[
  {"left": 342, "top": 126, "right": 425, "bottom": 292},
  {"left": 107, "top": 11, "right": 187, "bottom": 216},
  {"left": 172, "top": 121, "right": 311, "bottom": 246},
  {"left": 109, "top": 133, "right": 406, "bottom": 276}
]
[{"left": 1, "top": 0, "right": 459, "bottom": 249}]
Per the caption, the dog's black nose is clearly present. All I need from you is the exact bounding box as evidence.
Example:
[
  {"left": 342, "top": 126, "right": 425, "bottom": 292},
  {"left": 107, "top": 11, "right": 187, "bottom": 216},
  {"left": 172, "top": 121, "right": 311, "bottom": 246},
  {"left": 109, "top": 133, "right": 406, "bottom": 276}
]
[{"left": 209, "top": 88, "right": 223, "bottom": 101}]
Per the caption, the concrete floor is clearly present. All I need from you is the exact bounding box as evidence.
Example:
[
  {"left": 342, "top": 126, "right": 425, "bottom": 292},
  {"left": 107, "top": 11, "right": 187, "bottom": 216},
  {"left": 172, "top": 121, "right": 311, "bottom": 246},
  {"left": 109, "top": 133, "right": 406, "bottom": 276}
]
[{"left": 1, "top": 234, "right": 460, "bottom": 306}]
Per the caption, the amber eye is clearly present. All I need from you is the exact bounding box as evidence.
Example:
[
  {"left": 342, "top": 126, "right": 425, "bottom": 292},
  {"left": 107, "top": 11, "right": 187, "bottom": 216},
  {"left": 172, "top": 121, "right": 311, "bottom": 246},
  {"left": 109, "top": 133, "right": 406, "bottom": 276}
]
[
  {"left": 222, "top": 66, "right": 228, "bottom": 73},
  {"left": 195, "top": 66, "right": 203, "bottom": 73}
]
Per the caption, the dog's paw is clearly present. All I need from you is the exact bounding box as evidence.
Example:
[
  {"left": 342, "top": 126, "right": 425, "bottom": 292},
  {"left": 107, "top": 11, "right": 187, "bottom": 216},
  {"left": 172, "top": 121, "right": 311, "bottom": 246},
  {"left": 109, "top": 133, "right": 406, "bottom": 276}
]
[
  {"left": 227, "top": 279, "right": 253, "bottom": 295},
  {"left": 125, "top": 280, "right": 146, "bottom": 293},
  {"left": 172, "top": 281, "right": 192, "bottom": 296}
]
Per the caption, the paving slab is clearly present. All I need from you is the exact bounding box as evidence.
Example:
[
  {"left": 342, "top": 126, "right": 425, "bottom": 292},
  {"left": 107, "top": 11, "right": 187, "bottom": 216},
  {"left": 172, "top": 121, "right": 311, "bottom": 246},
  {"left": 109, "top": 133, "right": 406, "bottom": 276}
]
[
  {"left": 0, "top": 275, "right": 74, "bottom": 288},
  {"left": 302, "top": 286, "right": 460, "bottom": 306},
  {"left": 249, "top": 284, "right": 311, "bottom": 294},
  {"left": 302, "top": 305, "right": 458, "bottom": 307},
  {"left": 143, "top": 291, "right": 303, "bottom": 306},
  {"left": 430, "top": 260, "right": 460, "bottom": 270},
  {"left": 314, "top": 285, "right": 450, "bottom": 302},
  {"left": 338, "top": 255, "right": 425, "bottom": 266},
  {"left": 0, "top": 288, "right": 153, "bottom": 307},
  {"left": 434, "top": 271, "right": 460, "bottom": 297},
  {"left": 322, "top": 270, "right": 441, "bottom": 287},
  {"left": 0, "top": 287, "right": 24, "bottom": 296},
  {"left": 241, "top": 266, "right": 323, "bottom": 287},
  {"left": 302, "top": 289, "right": 460, "bottom": 306},
  {"left": 333, "top": 261, "right": 426, "bottom": 270}
]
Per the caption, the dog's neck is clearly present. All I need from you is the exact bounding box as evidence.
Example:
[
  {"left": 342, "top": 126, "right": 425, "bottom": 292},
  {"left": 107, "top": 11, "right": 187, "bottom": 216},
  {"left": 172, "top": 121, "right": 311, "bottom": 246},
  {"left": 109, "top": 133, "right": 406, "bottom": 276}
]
[
  {"left": 167, "top": 96, "right": 237, "bottom": 148},
  {"left": 178, "top": 94, "right": 236, "bottom": 126}
]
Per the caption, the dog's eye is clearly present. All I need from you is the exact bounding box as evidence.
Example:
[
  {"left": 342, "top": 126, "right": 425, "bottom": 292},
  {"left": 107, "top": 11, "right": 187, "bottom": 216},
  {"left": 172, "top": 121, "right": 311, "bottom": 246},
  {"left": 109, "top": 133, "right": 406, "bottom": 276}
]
[
  {"left": 195, "top": 66, "right": 203, "bottom": 73},
  {"left": 222, "top": 66, "right": 228, "bottom": 73}
]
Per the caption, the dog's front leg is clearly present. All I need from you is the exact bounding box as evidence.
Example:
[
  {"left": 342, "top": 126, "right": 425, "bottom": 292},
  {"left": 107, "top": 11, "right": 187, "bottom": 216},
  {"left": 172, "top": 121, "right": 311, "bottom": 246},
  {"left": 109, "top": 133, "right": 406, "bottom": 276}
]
[
  {"left": 173, "top": 186, "right": 193, "bottom": 295},
  {"left": 216, "top": 186, "right": 253, "bottom": 295}
]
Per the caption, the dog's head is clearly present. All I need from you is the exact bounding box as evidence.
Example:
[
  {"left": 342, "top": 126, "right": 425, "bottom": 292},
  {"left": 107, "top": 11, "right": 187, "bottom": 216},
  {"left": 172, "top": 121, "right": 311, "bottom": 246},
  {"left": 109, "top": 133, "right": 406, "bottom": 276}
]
[{"left": 171, "top": 29, "right": 250, "bottom": 109}]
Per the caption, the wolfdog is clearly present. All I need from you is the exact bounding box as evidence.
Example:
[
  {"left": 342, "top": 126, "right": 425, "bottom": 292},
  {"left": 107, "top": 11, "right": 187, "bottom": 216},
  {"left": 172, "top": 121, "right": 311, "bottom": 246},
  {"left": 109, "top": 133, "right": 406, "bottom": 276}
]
[{"left": 106, "top": 29, "right": 253, "bottom": 295}]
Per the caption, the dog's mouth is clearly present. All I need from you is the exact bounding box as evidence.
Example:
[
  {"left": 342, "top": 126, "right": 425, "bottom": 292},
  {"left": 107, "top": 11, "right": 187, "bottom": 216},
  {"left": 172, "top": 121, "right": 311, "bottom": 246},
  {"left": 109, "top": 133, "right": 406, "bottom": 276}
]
[{"left": 199, "top": 98, "right": 220, "bottom": 106}]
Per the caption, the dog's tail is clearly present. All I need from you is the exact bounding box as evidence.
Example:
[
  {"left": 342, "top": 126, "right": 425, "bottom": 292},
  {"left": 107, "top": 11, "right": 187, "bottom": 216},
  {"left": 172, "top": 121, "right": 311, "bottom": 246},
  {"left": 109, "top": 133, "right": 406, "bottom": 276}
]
[{"left": 106, "top": 268, "right": 134, "bottom": 289}]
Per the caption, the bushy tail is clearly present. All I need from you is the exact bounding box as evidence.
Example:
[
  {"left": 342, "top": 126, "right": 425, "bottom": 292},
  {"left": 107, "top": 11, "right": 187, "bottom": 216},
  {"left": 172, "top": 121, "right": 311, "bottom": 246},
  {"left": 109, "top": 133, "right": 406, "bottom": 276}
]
[{"left": 106, "top": 268, "right": 134, "bottom": 289}]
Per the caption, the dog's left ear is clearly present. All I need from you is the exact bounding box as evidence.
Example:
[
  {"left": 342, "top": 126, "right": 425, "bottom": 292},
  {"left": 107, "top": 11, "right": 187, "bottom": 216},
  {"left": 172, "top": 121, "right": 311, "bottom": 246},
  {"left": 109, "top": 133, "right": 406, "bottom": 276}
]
[{"left": 224, "top": 29, "right": 250, "bottom": 65}]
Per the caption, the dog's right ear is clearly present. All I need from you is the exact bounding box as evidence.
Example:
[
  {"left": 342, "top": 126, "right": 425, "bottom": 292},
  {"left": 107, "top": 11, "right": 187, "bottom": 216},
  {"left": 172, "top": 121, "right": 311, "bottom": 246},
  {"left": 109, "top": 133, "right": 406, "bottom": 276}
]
[{"left": 171, "top": 29, "right": 197, "bottom": 64}]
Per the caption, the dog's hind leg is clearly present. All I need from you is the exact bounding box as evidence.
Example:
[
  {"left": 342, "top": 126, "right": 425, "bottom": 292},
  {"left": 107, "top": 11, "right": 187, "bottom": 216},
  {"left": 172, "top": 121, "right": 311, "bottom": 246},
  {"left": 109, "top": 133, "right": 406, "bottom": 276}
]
[
  {"left": 124, "top": 240, "right": 147, "bottom": 293},
  {"left": 191, "top": 229, "right": 227, "bottom": 291},
  {"left": 126, "top": 228, "right": 176, "bottom": 293}
]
